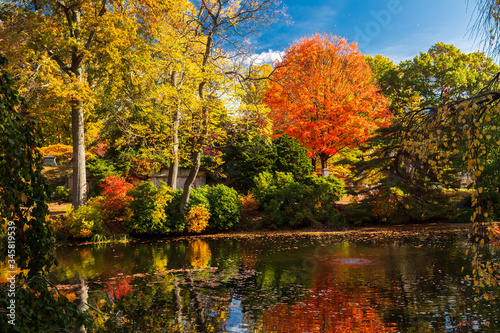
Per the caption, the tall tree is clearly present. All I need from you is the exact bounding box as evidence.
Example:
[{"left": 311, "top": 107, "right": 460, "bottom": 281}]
[
  {"left": 264, "top": 34, "right": 390, "bottom": 175},
  {"left": 0, "top": 0, "right": 131, "bottom": 207},
  {"left": 177, "top": 0, "right": 286, "bottom": 211},
  {"left": 92, "top": 0, "right": 201, "bottom": 190}
]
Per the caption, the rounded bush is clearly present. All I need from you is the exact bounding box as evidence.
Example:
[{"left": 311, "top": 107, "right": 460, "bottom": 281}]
[
  {"left": 126, "top": 181, "right": 173, "bottom": 234},
  {"left": 164, "top": 189, "right": 186, "bottom": 232},
  {"left": 206, "top": 184, "right": 241, "bottom": 230},
  {"left": 253, "top": 172, "right": 345, "bottom": 227},
  {"left": 186, "top": 205, "right": 210, "bottom": 233}
]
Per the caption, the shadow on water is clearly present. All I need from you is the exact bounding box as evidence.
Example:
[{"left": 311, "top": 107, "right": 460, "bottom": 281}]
[{"left": 49, "top": 231, "right": 500, "bottom": 332}]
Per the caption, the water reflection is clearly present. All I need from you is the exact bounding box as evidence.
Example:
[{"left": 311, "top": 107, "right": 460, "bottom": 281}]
[{"left": 49, "top": 233, "right": 500, "bottom": 332}]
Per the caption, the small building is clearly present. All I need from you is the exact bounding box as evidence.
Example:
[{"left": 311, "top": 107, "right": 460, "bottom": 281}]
[{"left": 150, "top": 168, "right": 206, "bottom": 189}]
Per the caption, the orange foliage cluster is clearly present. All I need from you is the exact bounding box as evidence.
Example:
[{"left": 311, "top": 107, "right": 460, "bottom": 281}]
[
  {"left": 492, "top": 225, "right": 500, "bottom": 247},
  {"left": 39, "top": 144, "right": 73, "bottom": 164},
  {"left": 265, "top": 34, "right": 391, "bottom": 161}
]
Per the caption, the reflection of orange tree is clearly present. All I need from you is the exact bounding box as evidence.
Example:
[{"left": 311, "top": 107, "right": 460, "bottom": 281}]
[
  {"left": 186, "top": 239, "right": 212, "bottom": 268},
  {"left": 106, "top": 276, "right": 133, "bottom": 302},
  {"left": 264, "top": 258, "right": 397, "bottom": 333},
  {"left": 264, "top": 283, "right": 397, "bottom": 332},
  {"left": 491, "top": 225, "right": 500, "bottom": 247}
]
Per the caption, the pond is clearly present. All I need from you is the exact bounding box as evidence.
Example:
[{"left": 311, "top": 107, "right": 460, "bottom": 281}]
[{"left": 50, "top": 228, "right": 500, "bottom": 332}]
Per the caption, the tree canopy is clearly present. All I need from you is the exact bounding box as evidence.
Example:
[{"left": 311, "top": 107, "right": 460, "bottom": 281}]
[{"left": 264, "top": 34, "right": 391, "bottom": 172}]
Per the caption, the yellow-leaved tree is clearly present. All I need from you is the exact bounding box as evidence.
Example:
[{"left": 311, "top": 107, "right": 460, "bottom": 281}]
[
  {"left": 0, "top": 0, "right": 151, "bottom": 207},
  {"left": 176, "top": 0, "right": 286, "bottom": 211}
]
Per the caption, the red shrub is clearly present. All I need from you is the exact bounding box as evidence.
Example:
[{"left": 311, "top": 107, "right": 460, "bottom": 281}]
[{"left": 99, "top": 175, "right": 133, "bottom": 218}]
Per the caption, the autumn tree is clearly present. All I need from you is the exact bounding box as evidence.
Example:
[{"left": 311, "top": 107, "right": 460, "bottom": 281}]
[
  {"left": 91, "top": 0, "right": 201, "bottom": 189},
  {"left": 0, "top": 0, "right": 139, "bottom": 208},
  {"left": 264, "top": 34, "right": 390, "bottom": 176},
  {"left": 231, "top": 64, "right": 275, "bottom": 139},
  {"left": 177, "top": 0, "right": 286, "bottom": 211}
]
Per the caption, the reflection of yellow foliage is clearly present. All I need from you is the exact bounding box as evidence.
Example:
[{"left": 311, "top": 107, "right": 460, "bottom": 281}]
[
  {"left": 186, "top": 239, "right": 211, "bottom": 268},
  {"left": 152, "top": 250, "right": 168, "bottom": 272},
  {"left": 186, "top": 205, "right": 210, "bottom": 234}
]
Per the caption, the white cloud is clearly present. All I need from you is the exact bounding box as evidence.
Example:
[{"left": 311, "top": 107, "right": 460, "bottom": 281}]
[{"left": 244, "top": 49, "right": 284, "bottom": 66}]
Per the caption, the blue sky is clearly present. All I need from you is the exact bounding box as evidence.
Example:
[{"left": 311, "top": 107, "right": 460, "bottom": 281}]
[{"left": 252, "top": 0, "right": 487, "bottom": 64}]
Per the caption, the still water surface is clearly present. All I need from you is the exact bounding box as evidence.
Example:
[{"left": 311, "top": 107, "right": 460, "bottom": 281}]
[{"left": 50, "top": 230, "right": 500, "bottom": 332}]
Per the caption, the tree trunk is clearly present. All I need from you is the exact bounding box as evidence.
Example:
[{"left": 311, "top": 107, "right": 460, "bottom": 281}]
[
  {"left": 320, "top": 152, "right": 329, "bottom": 177},
  {"left": 179, "top": 140, "right": 202, "bottom": 212},
  {"left": 167, "top": 98, "right": 180, "bottom": 190},
  {"left": 172, "top": 280, "right": 182, "bottom": 325},
  {"left": 68, "top": 8, "right": 87, "bottom": 208},
  {"left": 71, "top": 98, "right": 87, "bottom": 208},
  {"left": 167, "top": 153, "right": 179, "bottom": 190},
  {"left": 76, "top": 278, "right": 89, "bottom": 333}
]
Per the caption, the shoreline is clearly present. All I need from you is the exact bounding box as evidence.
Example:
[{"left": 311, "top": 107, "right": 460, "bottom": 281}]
[{"left": 56, "top": 221, "right": 496, "bottom": 246}]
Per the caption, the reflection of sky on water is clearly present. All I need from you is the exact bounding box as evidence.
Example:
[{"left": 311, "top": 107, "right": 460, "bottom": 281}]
[{"left": 225, "top": 298, "right": 245, "bottom": 332}]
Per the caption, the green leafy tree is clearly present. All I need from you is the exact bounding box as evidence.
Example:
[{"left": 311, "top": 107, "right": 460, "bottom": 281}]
[{"left": 348, "top": 44, "right": 499, "bottom": 224}]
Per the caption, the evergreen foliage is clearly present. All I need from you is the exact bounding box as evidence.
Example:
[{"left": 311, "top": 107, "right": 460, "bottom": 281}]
[{"left": 224, "top": 134, "right": 313, "bottom": 192}]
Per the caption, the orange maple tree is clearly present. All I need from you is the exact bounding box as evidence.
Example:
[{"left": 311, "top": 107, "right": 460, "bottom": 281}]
[{"left": 264, "top": 34, "right": 391, "bottom": 173}]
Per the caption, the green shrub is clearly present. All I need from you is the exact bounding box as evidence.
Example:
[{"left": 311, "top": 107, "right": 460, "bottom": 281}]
[
  {"left": 253, "top": 172, "right": 345, "bottom": 227},
  {"left": 223, "top": 134, "right": 313, "bottom": 193},
  {"left": 163, "top": 185, "right": 241, "bottom": 232},
  {"left": 187, "top": 186, "right": 211, "bottom": 211},
  {"left": 164, "top": 189, "right": 186, "bottom": 232},
  {"left": 63, "top": 197, "right": 106, "bottom": 238},
  {"left": 253, "top": 171, "right": 294, "bottom": 203},
  {"left": 125, "top": 181, "right": 173, "bottom": 234},
  {"left": 205, "top": 184, "right": 241, "bottom": 230},
  {"left": 52, "top": 185, "right": 70, "bottom": 202}
]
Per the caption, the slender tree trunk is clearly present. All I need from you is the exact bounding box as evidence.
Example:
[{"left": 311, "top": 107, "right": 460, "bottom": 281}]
[
  {"left": 172, "top": 280, "right": 182, "bottom": 325},
  {"left": 76, "top": 278, "right": 89, "bottom": 333},
  {"left": 179, "top": 140, "right": 202, "bottom": 212},
  {"left": 66, "top": 8, "right": 87, "bottom": 208},
  {"left": 167, "top": 95, "right": 181, "bottom": 190},
  {"left": 71, "top": 97, "right": 87, "bottom": 208},
  {"left": 167, "top": 148, "right": 179, "bottom": 190},
  {"left": 320, "top": 152, "right": 329, "bottom": 177}
]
